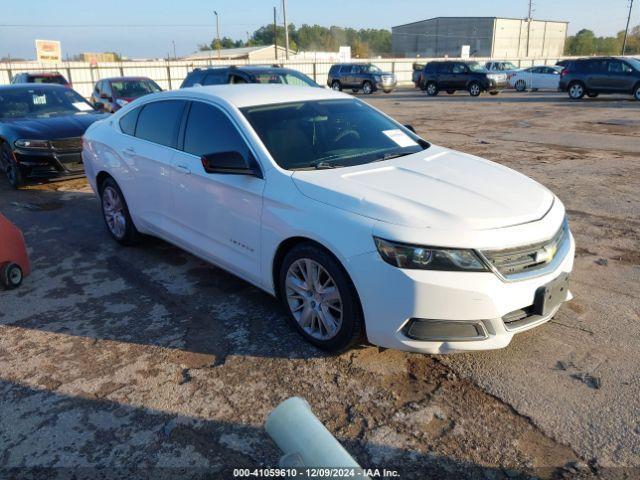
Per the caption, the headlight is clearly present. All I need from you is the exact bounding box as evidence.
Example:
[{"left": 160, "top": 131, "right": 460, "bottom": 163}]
[
  {"left": 374, "top": 237, "right": 488, "bottom": 271},
  {"left": 115, "top": 99, "right": 129, "bottom": 107},
  {"left": 14, "top": 139, "right": 50, "bottom": 149},
  {"left": 373, "top": 75, "right": 382, "bottom": 82}
]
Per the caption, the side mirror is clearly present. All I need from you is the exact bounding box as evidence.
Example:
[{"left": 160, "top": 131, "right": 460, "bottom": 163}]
[
  {"left": 201, "top": 151, "right": 261, "bottom": 177},
  {"left": 404, "top": 124, "right": 416, "bottom": 133}
]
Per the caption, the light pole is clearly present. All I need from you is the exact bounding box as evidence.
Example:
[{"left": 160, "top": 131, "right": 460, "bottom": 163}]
[
  {"left": 172, "top": 40, "right": 176, "bottom": 60},
  {"left": 622, "top": 0, "right": 635, "bottom": 55},
  {"left": 214, "top": 11, "right": 221, "bottom": 60},
  {"left": 526, "top": 0, "right": 533, "bottom": 57},
  {"left": 283, "top": 0, "right": 290, "bottom": 60}
]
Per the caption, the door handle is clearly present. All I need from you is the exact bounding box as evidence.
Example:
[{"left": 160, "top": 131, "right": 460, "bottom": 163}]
[{"left": 175, "top": 164, "right": 191, "bottom": 174}]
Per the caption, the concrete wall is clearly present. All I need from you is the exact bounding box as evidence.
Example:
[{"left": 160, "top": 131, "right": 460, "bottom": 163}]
[
  {"left": 393, "top": 17, "right": 495, "bottom": 58},
  {"left": 493, "top": 19, "right": 567, "bottom": 58}
]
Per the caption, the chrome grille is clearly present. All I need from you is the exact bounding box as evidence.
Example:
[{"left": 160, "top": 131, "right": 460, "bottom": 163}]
[
  {"left": 50, "top": 137, "right": 83, "bottom": 151},
  {"left": 481, "top": 221, "right": 568, "bottom": 278}
]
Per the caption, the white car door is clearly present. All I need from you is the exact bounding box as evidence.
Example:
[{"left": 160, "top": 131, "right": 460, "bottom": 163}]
[
  {"left": 117, "top": 99, "right": 187, "bottom": 234},
  {"left": 542, "top": 67, "right": 561, "bottom": 89},
  {"left": 169, "top": 100, "right": 265, "bottom": 283}
]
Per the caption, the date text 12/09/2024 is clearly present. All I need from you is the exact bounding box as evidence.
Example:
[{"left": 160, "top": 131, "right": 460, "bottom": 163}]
[{"left": 233, "top": 468, "right": 400, "bottom": 478}]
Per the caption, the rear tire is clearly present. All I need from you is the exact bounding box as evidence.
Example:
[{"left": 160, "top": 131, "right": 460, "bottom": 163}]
[
  {"left": 1, "top": 262, "right": 23, "bottom": 289},
  {"left": 425, "top": 82, "right": 438, "bottom": 96},
  {"left": 446, "top": 89, "right": 455, "bottom": 94},
  {"left": 331, "top": 80, "right": 342, "bottom": 91},
  {"left": 587, "top": 92, "right": 599, "bottom": 98},
  {"left": 489, "top": 91, "right": 500, "bottom": 96},
  {"left": 99, "top": 177, "right": 140, "bottom": 246},
  {"left": 633, "top": 84, "right": 640, "bottom": 101},
  {"left": 468, "top": 82, "right": 481, "bottom": 97},
  {"left": 278, "top": 243, "right": 363, "bottom": 352},
  {"left": 568, "top": 82, "right": 585, "bottom": 100},
  {"left": 2, "top": 143, "right": 24, "bottom": 189}
]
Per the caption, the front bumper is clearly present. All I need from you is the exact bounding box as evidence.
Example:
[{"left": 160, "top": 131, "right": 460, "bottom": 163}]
[
  {"left": 487, "top": 79, "right": 507, "bottom": 91},
  {"left": 347, "top": 233, "right": 575, "bottom": 354},
  {"left": 377, "top": 79, "right": 397, "bottom": 92},
  {"left": 14, "top": 148, "right": 84, "bottom": 177}
]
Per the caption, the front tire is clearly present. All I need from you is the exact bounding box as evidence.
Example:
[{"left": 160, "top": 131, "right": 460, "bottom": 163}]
[
  {"left": 362, "top": 81, "right": 373, "bottom": 95},
  {"left": 633, "top": 84, "right": 640, "bottom": 101},
  {"left": 2, "top": 143, "right": 24, "bottom": 189},
  {"left": 1, "top": 262, "right": 23, "bottom": 289},
  {"left": 331, "top": 80, "right": 342, "bottom": 91},
  {"left": 587, "top": 92, "right": 599, "bottom": 98},
  {"left": 515, "top": 79, "right": 526, "bottom": 92},
  {"left": 446, "top": 89, "right": 455, "bottom": 94},
  {"left": 489, "top": 91, "right": 500, "bottom": 96},
  {"left": 279, "top": 243, "right": 363, "bottom": 352},
  {"left": 568, "top": 82, "right": 585, "bottom": 100},
  {"left": 99, "top": 177, "right": 140, "bottom": 245},
  {"left": 468, "top": 82, "right": 481, "bottom": 97},
  {"left": 425, "top": 82, "right": 438, "bottom": 96}
]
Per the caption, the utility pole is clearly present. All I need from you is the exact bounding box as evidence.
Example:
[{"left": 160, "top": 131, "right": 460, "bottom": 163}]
[
  {"left": 273, "top": 6, "right": 278, "bottom": 61},
  {"left": 214, "top": 11, "right": 221, "bottom": 60},
  {"left": 172, "top": 40, "right": 176, "bottom": 60},
  {"left": 622, "top": 0, "right": 635, "bottom": 55},
  {"left": 282, "top": 0, "right": 290, "bottom": 60},
  {"left": 526, "top": 0, "right": 533, "bottom": 57}
]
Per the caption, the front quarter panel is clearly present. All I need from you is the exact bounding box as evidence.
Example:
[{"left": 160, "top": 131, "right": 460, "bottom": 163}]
[{"left": 259, "top": 171, "right": 377, "bottom": 294}]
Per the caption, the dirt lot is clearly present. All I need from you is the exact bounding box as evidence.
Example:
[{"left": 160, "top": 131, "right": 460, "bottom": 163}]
[{"left": 0, "top": 90, "right": 638, "bottom": 479}]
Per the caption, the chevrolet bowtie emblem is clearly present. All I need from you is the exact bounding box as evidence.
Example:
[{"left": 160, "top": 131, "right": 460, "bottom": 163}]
[{"left": 535, "top": 244, "right": 557, "bottom": 263}]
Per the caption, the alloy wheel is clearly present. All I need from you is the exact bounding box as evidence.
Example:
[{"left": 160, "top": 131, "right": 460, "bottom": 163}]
[
  {"left": 363, "top": 82, "right": 372, "bottom": 94},
  {"left": 102, "top": 186, "right": 127, "bottom": 239},
  {"left": 8, "top": 266, "right": 22, "bottom": 286},
  {"left": 469, "top": 83, "right": 481, "bottom": 96},
  {"left": 515, "top": 80, "right": 526, "bottom": 92},
  {"left": 427, "top": 83, "right": 437, "bottom": 95},
  {"left": 569, "top": 84, "right": 584, "bottom": 99},
  {"left": 285, "top": 258, "right": 343, "bottom": 341}
]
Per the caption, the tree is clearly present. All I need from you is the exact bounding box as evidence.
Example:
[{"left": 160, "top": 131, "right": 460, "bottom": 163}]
[{"left": 564, "top": 25, "right": 640, "bottom": 55}]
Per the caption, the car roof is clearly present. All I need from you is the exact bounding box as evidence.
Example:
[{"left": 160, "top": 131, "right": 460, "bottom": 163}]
[
  {"left": 192, "top": 65, "right": 300, "bottom": 74},
  {"left": 23, "top": 71, "right": 64, "bottom": 76},
  {"left": 0, "top": 83, "right": 69, "bottom": 92},
  {"left": 163, "top": 84, "right": 351, "bottom": 108}
]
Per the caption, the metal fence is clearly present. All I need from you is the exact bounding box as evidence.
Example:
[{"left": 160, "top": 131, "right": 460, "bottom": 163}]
[{"left": 0, "top": 56, "right": 590, "bottom": 98}]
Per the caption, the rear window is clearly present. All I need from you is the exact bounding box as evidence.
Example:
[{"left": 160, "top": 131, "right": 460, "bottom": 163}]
[
  {"left": 29, "top": 74, "right": 68, "bottom": 85},
  {"left": 203, "top": 72, "right": 228, "bottom": 85},
  {"left": 119, "top": 107, "right": 139, "bottom": 136}
]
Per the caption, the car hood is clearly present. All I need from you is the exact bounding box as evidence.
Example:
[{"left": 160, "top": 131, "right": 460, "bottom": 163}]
[
  {"left": 1, "top": 112, "right": 108, "bottom": 140},
  {"left": 291, "top": 145, "right": 554, "bottom": 231}
]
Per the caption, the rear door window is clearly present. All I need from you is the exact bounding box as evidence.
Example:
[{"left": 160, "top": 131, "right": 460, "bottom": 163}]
[
  {"left": 203, "top": 72, "right": 228, "bottom": 85},
  {"left": 438, "top": 63, "right": 453, "bottom": 74},
  {"left": 452, "top": 63, "right": 467, "bottom": 74},
  {"left": 134, "top": 100, "right": 186, "bottom": 148}
]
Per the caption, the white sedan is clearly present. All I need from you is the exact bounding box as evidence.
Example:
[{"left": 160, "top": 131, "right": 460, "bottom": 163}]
[
  {"left": 509, "top": 65, "right": 563, "bottom": 92},
  {"left": 82, "top": 85, "right": 574, "bottom": 354}
]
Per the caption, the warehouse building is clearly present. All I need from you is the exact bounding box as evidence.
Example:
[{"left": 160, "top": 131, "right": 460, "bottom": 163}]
[{"left": 392, "top": 17, "right": 568, "bottom": 58}]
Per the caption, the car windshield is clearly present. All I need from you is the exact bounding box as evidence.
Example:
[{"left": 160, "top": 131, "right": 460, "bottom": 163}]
[
  {"left": 241, "top": 99, "right": 429, "bottom": 171},
  {"left": 110, "top": 79, "right": 162, "bottom": 98},
  {"left": 467, "top": 62, "right": 486, "bottom": 73},
  {"left": 502, "top": 62, "right": 518, "bottom": 70},
  {"left": 0, "top": 87, "right": 95, "bottom": 119},
  {"left": 252, "top": 71, "right": 317, "bottom": 87},
  {"left": 30, "top": 75, "right": 68, "bottom": 85}
]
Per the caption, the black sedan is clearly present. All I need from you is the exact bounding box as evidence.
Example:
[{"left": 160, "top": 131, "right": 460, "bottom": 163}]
[{"left": 0, "top": 84, "right": 107, "bottom": 188}]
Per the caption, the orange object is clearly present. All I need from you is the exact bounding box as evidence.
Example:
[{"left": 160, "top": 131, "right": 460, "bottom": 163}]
[{"left": 0, "top": 212, "right": 30, "bottom": 288}]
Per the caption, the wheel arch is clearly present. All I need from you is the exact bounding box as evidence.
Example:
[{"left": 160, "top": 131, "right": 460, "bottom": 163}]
[
  {"left": 271, "top": 234, "right": 368, "bottom": 341},
  {"left": 95, "top": 170, "right": 114, "bottom": 193}
]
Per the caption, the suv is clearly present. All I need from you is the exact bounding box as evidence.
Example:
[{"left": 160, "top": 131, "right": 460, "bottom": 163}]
[
  {"left": 327, "top": 63, "right": 397, "bottom": 94},
  {"left": 420, "top": 61, "right": 507, "bottom": 97},
  {"left": 91, "top": 77, "right": 162, "bottom": 113},
  {"left": 180, "top": 65, "right": 318, "bottom": 88},
  {"left": 11, "top": 72, "right": 70, "bottom": 87},
  {"left": 559, "top": 57, "right": 640, "bottom": 100}
]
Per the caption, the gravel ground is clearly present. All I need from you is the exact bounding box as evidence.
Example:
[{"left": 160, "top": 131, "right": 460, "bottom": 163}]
[{"left": 0, "top": 89, "right": 638, "bottom": 479}]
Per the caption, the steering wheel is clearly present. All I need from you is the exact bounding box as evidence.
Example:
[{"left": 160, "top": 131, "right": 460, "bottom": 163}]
[{"left": 333, "top": 129, "right": 360, "bottom": 148}]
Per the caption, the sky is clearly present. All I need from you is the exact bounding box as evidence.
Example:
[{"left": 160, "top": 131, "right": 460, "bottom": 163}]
[{"left": 0, "top": 0, "right": 637, "bottom": 59}]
